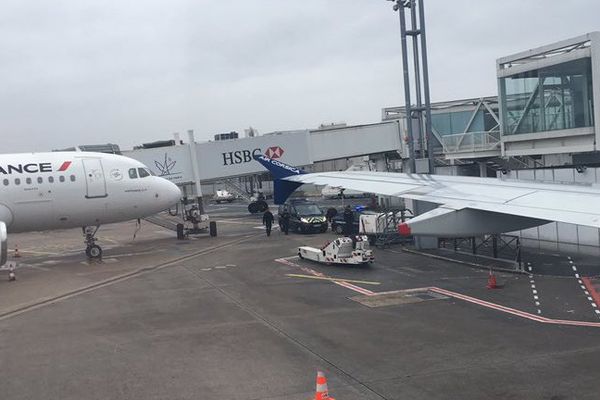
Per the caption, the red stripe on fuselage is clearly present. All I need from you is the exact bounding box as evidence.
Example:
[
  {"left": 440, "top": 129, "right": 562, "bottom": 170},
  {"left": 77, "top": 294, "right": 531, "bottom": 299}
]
[{"left": 58, "top": 161, "right": 72, "bottom": 172}]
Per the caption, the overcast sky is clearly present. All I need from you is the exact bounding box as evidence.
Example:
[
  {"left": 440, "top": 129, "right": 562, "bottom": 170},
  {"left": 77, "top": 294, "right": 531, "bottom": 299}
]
[{"left": 1, "top": 0, "right": 599, "bottom": 153}]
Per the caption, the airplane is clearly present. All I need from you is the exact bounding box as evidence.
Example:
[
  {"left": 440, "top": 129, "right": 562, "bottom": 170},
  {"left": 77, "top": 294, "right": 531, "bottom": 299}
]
[
  {"left": 0, "top": 151, "right": 182, "bottom": 269},
  {"left": 255, "top": 155, "right": 600, "bottom": 237}
]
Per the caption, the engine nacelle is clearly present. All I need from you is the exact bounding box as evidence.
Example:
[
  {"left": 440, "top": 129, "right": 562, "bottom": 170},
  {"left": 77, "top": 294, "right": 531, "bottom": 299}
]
[
  {"left": 0, "top": 221, "right": 7, "bottom": 266},
  {"left": 397, "top": 207, "right": 549, "bottom": 237}
]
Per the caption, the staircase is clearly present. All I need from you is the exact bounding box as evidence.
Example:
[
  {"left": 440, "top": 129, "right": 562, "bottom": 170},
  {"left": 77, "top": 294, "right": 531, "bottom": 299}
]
[
  {"left": 144, "top": 213, "right": 180, "bottom": 232},
  {"left": 217, "top": 178, "right": 253, "bottom": 202},
  {"left": 485, "top": 156, "right": 543, "bottom": 173}
]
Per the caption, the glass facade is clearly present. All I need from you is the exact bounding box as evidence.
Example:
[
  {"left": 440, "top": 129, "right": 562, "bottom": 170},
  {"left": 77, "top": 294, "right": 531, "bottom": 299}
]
[
  {"left": 431, "top": 109, "right": 498, "bottom": 136},
  {"left": 501, "top": 58, "right": 594, "bottom": 135}
]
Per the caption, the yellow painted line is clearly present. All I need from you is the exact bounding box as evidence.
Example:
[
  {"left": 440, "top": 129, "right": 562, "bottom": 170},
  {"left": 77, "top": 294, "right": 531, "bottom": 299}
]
[{"left": 285, "top": 274, "right": 381, "bottom": 286}]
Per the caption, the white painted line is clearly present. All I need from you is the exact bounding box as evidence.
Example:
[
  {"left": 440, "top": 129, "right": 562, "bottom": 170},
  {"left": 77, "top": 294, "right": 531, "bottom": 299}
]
[
  {"left": 585, "top": 291, "right": 590, "bottom": 295},
  {"left": 201, "top": 268, "right": 212, "bottom": 271},
  {"left": 592, "top": 303, "right": 598, "bottom": 308},
  {"left": 215, "top": 266, "right": 227, "bottom": 269},
  {"left": 572, "top": 266, "right": 578, "bottom": 271},
  {"left": 588, "top": 297, "right": 594, "bottom": 301},
  {"left": 578, "top": 279, "right": 583, "bottom": 284},
  {"left": 532, "top": 290, "right": 537, "bottom": 294},
  {"left": 535, "top": 301, "right": 540, "bottom": 306},
  {"left": 569, "top": 260, "right": 574, "bottom": 264},
  {"left": 575, "top": 273, "right": 580, "bottom": 278},
  {"left": 537, "top": 309, "right": 542, "bottom": 314},
  {"left": 596, "top": 310, "right": 600, "bottom": 314},
  {"left": 534, "top": 295, "right": 539, "bottom": 300},
  {"left": 581, "top": 285, "right": 587, "bottom": 290},
  {"left": 531, "top": 284, "right": 536, "bottom": 288}
]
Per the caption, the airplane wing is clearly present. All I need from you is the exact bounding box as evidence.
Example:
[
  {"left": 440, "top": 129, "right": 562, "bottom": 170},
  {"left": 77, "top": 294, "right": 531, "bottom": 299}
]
[{"left": 254, "top": 155, "right": 600, "bottom": 236}]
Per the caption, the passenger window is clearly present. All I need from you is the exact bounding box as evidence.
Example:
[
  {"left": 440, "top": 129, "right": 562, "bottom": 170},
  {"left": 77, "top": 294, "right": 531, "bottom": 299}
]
[
  {"left": 70, "top": 175, "right": 76, "bottom": 182},
  {"left": 48, "top": 177, "right": 54, "bottom": 183},
  {"left": 14, "top": 178, "right": 20, "bottom": 185},
  {"left": 138, "top": 168, "right": 150, "bottom": 178},
  {"left": 129, "top": 168, "right": 138, "bottom": 179},
  {"left": 59, "top": 176, "right": 65, "bottom": 183},
  {"left": 37, "top": 177, "right": 43, "bottom": 184},
  {"left": 26, "top": 178, "right": 32, "bottom": 185},
  {"left": 3, "top": 179, "right": 8, "bottom": 186}
]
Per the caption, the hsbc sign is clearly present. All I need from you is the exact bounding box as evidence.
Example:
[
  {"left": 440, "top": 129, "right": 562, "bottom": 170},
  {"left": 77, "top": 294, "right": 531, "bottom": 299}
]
[
  {"left": 125, "top": 129, "right": 311, "bottom": 182},
  {"left": 222, "top": 146, "right": 285, "bottom": 166}
]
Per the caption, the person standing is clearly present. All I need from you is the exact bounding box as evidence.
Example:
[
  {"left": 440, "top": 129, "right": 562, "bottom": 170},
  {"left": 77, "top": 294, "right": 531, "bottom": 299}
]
[
  {"left": 343, "top": 205, "right": 354, "bottom": 236},
  {"left": 280, "top": 209, "right": 291, "bottom": 235},
  {"left": 263, "top": 208, "right": 274, "bottom": 237}
]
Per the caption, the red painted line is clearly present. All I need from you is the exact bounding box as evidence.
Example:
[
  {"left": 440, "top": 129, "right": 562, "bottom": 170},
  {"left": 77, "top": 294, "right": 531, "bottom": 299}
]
[
  {"left": 430, "top": 287, "right": 547, "bottom": 322},
  {"left": 275, "top": 258, "right": 375, "bottom": 296},
  {"left": 582, "top": 277, "right": 600, "bottom": 309},
  {"left": 275, "top": 258, "right": 600, "bottom": 327},
  {"left": 429, "top": 287, "right": 600, "bottom": 328}
]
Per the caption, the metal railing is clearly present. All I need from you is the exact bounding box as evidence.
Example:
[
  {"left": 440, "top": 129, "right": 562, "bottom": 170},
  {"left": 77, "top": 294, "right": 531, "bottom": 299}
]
[{"left": 438, "top": 131, "right": 501, "bottom": 155}]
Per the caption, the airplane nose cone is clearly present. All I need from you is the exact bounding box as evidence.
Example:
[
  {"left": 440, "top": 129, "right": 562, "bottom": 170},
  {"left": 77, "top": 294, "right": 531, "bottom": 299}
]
[{"left": 164, "top": 180, "right": 182, "bottom": 207}]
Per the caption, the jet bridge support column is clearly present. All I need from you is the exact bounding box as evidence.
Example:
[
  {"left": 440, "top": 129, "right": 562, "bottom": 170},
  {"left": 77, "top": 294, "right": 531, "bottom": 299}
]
[{"left": 187, "top": 130, "right": 205, "bottom": 214}]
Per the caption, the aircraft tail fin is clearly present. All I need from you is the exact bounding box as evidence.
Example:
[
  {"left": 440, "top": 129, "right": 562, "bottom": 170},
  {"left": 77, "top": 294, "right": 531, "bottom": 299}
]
[{"left": 254, "top": 155, "right": 305, "bottom": 204}]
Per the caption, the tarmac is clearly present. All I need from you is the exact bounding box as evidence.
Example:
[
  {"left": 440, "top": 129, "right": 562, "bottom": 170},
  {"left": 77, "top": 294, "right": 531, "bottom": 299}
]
[{"left": 1, "top": 200, "right": 600, "bottom": 399}]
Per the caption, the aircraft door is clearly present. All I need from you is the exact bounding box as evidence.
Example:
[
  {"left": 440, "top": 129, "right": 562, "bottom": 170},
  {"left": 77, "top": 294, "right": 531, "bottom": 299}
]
[{"left": 82, "top": 159, "right": 108, "bottom": 198}]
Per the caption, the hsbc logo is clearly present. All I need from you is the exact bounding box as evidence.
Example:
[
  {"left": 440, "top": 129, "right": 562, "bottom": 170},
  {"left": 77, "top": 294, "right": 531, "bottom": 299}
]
[
  {"left": 222, "top": 146, "right": 285, "bottom": 166},
  {"left": 264, "top": 146, "right": 284, "bottom": 159},
  {"left": 0, "top": 161, "right": 71, "bottom": 175}
]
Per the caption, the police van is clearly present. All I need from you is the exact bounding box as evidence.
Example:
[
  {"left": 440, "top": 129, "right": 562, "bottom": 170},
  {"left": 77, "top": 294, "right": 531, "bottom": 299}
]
[{"left": 278, "top": 199, "right": 328, "bottom": 234}]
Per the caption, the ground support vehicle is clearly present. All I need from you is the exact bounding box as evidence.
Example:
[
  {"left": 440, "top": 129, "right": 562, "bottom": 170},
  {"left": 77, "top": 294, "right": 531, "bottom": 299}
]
[{"left": 298, "top": 236, "right": 374, "bottom": 265}]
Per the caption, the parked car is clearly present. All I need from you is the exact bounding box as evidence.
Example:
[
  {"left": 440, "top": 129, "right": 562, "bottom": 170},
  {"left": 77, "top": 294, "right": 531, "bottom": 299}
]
[
  {"left": 278, "top": 199, "right": 328, "bottom": 233},
  {"left": 214, "top": 189, "right": 235, "bottom": 203},
  {"left": 330, "top": 208, "right": 375, "bottom": 235}
]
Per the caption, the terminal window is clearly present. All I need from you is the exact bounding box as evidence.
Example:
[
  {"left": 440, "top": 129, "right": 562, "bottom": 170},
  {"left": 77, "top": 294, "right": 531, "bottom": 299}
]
[{"left": 500, "top": 58, "right": 594, "bottom": 135}]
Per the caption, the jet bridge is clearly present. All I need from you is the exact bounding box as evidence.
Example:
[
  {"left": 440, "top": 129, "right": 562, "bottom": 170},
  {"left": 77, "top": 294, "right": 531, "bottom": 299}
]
[{"left": 123, "top": 121, "right": 405, "bottom": 190}]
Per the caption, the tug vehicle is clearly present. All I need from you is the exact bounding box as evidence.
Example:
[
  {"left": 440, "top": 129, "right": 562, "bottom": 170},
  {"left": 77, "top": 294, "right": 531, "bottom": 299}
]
[{"left": 298, "top": 236, "right": 374, "bottom": 265}]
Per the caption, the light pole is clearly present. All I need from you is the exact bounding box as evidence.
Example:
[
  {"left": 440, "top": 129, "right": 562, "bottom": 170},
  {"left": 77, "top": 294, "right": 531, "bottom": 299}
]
[
  {"left": 386, "top": 0, "right": 437, "bottom": 250},
  {"left": 386, "top": 0, "right": 434, "bottom": 175}
]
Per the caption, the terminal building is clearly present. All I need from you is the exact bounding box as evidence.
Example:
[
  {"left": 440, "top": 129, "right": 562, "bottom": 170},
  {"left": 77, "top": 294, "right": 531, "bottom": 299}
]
[{"left": 122, "top": 32, "right": 600, "bottom": 254}]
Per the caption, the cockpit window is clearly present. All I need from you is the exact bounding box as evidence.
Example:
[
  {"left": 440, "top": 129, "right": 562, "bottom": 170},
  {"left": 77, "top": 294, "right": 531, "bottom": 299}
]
[
  {"left": 138, "top": 168, "right": 150, "bottom": 178},
  {"left": 129, "top": 168, "right": 138, "bottom": 179},
  {"left": 147, "top": 169, "right": 155, "bottom": 176}
]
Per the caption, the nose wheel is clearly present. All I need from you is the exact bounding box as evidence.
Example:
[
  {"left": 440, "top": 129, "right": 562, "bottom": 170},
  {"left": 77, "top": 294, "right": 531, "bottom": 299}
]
[
  {"left": 83, "top": 226, "right": 103, "bottom": 260},
  {"left": 85, "top": 244, "right": 103, "bottom": 259}
]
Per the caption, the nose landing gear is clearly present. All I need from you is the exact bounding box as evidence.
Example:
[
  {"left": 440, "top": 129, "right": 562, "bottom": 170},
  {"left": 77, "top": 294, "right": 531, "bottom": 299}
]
[{"left": 83, "top": 226, "right": 103, "bottom": 260}]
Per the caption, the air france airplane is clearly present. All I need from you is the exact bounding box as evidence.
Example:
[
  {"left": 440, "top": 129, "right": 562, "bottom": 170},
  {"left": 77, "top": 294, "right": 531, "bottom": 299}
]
[{"left": 0, "top": 151, "right": 182, "bottom": 267}]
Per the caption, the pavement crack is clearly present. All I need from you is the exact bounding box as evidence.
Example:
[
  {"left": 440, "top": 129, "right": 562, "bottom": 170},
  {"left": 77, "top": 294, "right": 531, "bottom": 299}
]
[{"left": 180, "top": 264, "right": 390, "bottom": 400}]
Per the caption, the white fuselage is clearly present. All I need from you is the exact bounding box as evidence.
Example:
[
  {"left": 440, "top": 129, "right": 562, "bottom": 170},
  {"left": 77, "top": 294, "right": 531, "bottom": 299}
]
[{"left": 0, "top": 151, "right": 182, "bottom": 233}]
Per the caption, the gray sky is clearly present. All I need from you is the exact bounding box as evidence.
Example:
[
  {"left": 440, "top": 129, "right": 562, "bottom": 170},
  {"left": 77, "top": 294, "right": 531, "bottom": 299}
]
[{"left": 2, "top": 0, "right": 599, "bottom": 153}]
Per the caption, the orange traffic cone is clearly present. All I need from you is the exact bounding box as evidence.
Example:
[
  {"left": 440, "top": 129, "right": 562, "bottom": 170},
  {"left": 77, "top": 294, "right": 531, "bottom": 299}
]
[
  {"left": 13, "top": 246, "right": 21, "bottom": 258},
  {"left": 314, "top": 371, "right": 335, "bottom": 400},
  {"left": 487, "top": 268, "right": 497, "bottom": 289}
]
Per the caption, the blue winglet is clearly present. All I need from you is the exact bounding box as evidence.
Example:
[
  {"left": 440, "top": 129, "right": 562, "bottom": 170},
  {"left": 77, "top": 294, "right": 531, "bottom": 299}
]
[{"left": 254, "top": 155, "right": 305, "bottom": 204}]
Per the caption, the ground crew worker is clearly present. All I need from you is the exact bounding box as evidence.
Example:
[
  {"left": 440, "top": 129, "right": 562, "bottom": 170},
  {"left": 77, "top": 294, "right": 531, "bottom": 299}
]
[
  {"left": 280, "top": 209, "right": 291, "bottom": 235},
  {"left": 343, "top": 205, "right": 354, "bottom": 236},
  {"left": 263, "top": 207, "right": 274, "bottom": 237}
]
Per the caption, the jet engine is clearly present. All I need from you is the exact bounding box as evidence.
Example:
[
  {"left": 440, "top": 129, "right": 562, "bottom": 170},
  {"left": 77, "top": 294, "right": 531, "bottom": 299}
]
[
  {"left": 397, "top": 207, "right": 549, "bottom": 237},
  {"left": 0, "top": 221, "right": 7, "bottom": 266}
]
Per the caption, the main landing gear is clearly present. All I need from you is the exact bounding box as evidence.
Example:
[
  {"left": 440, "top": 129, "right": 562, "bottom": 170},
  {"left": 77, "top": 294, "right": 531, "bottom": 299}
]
[{"left": 83, "top": 226, "right": 102, "bottom": 260}]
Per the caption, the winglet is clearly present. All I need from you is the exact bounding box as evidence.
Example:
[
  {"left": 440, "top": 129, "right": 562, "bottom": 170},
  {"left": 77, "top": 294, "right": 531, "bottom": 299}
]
[{"left": 254, "top": 155, "right": 305, "bottom": 204}]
